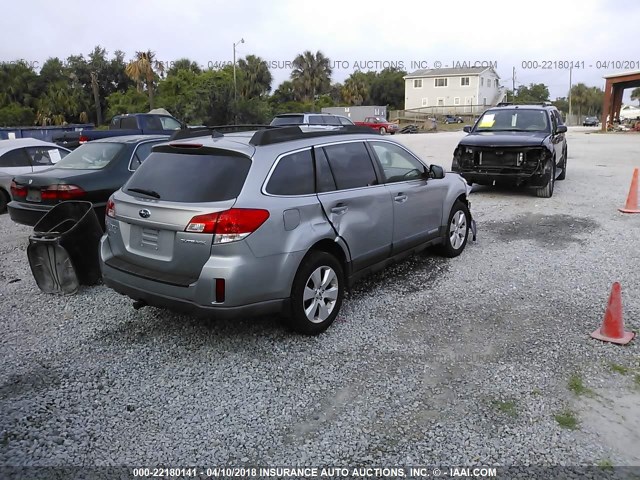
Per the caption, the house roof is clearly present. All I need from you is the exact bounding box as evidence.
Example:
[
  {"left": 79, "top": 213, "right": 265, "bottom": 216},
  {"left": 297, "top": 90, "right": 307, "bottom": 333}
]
[{"left": 404, "top": 67, "right": 499, "bottom": 79}]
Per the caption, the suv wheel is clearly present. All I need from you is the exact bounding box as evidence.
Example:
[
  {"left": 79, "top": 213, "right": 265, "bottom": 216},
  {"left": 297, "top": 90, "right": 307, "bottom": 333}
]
[
  {"left": 379, "top": 127, "right": 386, "bottom": 135},
  {"left": 437, "top": 200, "right": 470, "bottom": 258},
  {"left": 288, "top": 251, "right": 344, "bottom": 335},
  {"left": 0, "top": 189, "right": 8, "bottom": 214},
  {"left": 536, "top": 162, "right": 555, "bottom": 198},
  {"left": 557, "top": 146, "right": 567, "bottom": 180}
]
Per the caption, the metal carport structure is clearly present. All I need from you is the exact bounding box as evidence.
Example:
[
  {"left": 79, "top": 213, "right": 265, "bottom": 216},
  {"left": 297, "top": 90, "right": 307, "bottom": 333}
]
[{"left": 601, "top": 70, "right": 640, "bottom": 130}]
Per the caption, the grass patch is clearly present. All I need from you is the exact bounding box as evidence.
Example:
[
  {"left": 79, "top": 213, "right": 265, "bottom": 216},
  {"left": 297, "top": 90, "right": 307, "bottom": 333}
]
[
  {"left": 597, "top": 459, "right": 614, "bottom": 470},
  {"left": 492, "top": 400, "right": 517, "bottom": 417},
  {"left": 531, "top": 388, "right": 542, "bottom": 396},
  {"left": 610, "top": 363, "right": 629, "bottom": 375},
  {"left": 568, "top": 373, "right": 593, "bottom": 396},
  {"left": 554, "top": 409, "right": 579, "bottom": 430},
  {"left": 634, "top": 374, "right": 640, "bottom": 387}
]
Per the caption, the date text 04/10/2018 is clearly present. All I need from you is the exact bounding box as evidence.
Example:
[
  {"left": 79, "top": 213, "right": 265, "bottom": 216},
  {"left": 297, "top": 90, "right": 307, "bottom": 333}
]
[{"left": 521, "top": 60, "right": 639, "bottom": 70}]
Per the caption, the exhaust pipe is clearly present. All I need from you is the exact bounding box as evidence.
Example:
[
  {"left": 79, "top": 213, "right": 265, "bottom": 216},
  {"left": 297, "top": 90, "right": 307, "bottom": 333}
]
[{"left": 132, "top": 300, "right": 147, "bottom": 310}]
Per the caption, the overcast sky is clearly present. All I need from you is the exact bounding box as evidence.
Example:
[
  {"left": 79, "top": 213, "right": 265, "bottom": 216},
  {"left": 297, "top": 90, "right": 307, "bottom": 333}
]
[{"left": 1, "top": 0, "right": 639, "bottom": 103}]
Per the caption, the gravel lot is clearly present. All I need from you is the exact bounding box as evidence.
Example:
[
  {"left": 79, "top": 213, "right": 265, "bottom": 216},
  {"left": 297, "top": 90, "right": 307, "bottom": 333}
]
[{"left": 1, "top": 128, "right": 639, "bottom": 473}]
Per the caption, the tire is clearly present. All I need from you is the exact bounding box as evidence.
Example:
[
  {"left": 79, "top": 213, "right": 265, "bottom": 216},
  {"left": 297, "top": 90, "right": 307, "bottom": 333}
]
[
  {"left": 379, "top": 127, "right": 386, "bottom": 135},
  {"left": 437, "top": 200, "right": 470, "bottom": 258},
  {"left": 0, "top": 189, "right": 8, "bottom": 214},
  {"left": 536, "top": 162, "right": 555, "bottom": 198},
  {"left": 557, "top": 146, "right": 567, "bottom": 180},
  {"left": 287, "top": 251, "right": 344, "bottom": 335}
]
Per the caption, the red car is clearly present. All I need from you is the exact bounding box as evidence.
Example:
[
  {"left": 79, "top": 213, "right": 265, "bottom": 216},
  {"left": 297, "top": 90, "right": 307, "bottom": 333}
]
[{"left": 354, "top": 117, "right": 399, "bottom": 135}]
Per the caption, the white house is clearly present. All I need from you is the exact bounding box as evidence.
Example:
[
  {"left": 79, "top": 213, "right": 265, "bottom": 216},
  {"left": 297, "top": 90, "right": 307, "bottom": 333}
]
[{"left": 403, "top": 67, "right": 504, "bottom": 113}]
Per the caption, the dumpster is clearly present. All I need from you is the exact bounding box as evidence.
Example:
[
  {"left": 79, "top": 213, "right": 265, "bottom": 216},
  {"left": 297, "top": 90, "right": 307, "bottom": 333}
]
[{"left": 27, "top": 201, "right": 103, "bottom": 294}]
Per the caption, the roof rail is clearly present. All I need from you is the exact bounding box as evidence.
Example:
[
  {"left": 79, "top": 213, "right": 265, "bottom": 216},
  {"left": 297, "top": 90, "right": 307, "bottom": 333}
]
[
  {"left": 169, "top": 124, "right": 278, "bottom": 142},
  {"left": 249, "top": 125, "right": 378, "bottom": 147}
]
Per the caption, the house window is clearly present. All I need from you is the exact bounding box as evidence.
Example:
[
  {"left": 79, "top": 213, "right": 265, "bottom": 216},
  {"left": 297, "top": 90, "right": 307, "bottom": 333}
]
[
  {"left": 413, "top": 79, "right": 422, "bottom": 88},
  {"left": 454, "top": 97, "right": 460, "bottom": 105},
  {"left": 421, "top": 98, "right": 428, "bottom": 107},
  {"left": 483, "top": 97, "right": 487, "bottom": 106},
  {"left": 480, "top": 78, "right": 484, "bottom": 87},
  {"left": 495, "top": 79, "right": 499, "bottom": 88},
  {"left": 434, "top": 78, "right": 447, "bottom": 87},
  {"left": 461, "top": 77, "right": 470, "bottom": 86},
  {"left": 437, "top": 98, "right": 445, "bottom": 106}
]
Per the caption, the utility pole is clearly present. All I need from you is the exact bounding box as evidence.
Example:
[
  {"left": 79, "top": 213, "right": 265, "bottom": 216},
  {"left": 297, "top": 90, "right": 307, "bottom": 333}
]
[
  {"left": 511, "top": 66, "right": 516, "bottom": 101},
  {"left": 568, "top": 67, "right": 573, "bottom": 125},
  {"left": 233, "top": 38, "right": 245, "bottom": 124}
]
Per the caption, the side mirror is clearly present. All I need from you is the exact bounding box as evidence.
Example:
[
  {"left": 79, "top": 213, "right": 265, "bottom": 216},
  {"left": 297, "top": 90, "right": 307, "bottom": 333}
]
[
  {"left": 556, "top": 125, "right": 567, "bottom": 133},
  {"left": 463, "top": 125, "right": 472, "bottom": 133},
  {"left": 429, "top": 164, "right": 445, "bottom": 179}
]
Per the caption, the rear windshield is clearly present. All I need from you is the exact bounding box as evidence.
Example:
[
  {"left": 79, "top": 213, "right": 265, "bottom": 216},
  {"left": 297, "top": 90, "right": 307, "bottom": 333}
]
[
  {"left": 54, "top": 142, "right": 124, "bottom": 169},
  {"left": 124, "top": 151, "right": 251, "bottom": 202},
  {"left": 271, "top": 115, "right": 303, "bottom": 126}
]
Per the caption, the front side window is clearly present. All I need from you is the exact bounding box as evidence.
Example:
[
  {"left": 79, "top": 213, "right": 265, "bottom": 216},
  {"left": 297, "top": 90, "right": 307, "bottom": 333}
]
[
  {"left": 322, "top": 142, "right": 378, "bottom": 190},
  {"left": 370, "top": 142, "right": 425, "bottom": 183},
  {"left": 46, "top": 143, "right": 125, "bottom": 170},
  {"left": 159, "top": 116, "right": 182, "bottom": 130},
  {"left": 25, "top": 147, "right": 69, "bottom": 165},
  {"left": 120, "top": 116, "right": 138, "bottom": 129},
  {"left": 338, "top": 116, "right": 353, "bottom": 126},
  {"left": 266, "top": 149, "right": 315, "bottom": 195}
]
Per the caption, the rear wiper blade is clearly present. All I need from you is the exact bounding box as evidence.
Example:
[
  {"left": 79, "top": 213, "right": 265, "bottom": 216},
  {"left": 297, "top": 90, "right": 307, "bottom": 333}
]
[{"left": 127, "top": 187, "right": 161, "bottom": 199}]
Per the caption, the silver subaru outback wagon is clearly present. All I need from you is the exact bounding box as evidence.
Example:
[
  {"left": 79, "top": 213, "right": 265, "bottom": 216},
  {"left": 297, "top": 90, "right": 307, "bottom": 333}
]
[{"left": 99, "top": 125, "right": 476, "bottom": 334}]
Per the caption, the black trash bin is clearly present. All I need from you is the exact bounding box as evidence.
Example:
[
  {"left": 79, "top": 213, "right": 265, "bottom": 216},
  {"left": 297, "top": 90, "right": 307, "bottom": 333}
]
[{"left": 27, "top": 201, "right": 104, "bottom": 294}]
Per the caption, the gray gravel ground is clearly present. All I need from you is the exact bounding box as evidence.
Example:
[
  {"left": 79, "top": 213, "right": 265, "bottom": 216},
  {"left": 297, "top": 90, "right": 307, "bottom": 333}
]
[{"left": 1, "top": 127, "right": 639, "bottom": 474}]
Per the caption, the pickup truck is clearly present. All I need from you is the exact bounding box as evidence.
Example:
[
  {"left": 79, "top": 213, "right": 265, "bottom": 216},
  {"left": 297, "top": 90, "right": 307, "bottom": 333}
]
[
  {"left": 354, "top": 116, "right": 399, "bottom": 135},
  {"left": 53, "top": 113, "right": 184, "bottom": 149}
]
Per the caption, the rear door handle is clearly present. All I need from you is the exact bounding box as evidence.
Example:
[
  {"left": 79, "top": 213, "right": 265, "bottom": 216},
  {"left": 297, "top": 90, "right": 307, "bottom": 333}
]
[
  {"left": 394, "top": 194, "right": 408, "bottom": 203},
  {"left": 331, "top": 205, "right": 348, "bottom": 215}
]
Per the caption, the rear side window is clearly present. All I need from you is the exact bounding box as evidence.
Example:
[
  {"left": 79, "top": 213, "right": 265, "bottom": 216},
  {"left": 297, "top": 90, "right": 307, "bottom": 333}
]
[
  {"left": 266, "top": 149, "right": 315, "bottom": 195},
  {"left": 308, "top": 115, "right": 326, "bottom": 125},
  {"left": 323, "top": 116, "right": 341, "bottom": 126},
  {"left": 271, "top": 115, "right": 303, "bottom": 126},
  {"left": 125, "top": 151, "right": 251, "bottom": 202},
  {"left": 120, "top": 116, "right": 138, "bottom": 129},
  {"left": 314, "top": 148, "right": 337, "bottom": 192},
  {"left": 322, "top": 142, "right": 378, "bottom": 190},
  {"left": 0, "top": 148, "right": 31, "bottom": 168}
]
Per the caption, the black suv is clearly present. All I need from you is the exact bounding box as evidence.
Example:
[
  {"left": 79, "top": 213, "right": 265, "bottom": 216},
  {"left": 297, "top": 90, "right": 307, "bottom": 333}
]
[{"left": 451, "top": 104, "right": 567, "bottom": 198}]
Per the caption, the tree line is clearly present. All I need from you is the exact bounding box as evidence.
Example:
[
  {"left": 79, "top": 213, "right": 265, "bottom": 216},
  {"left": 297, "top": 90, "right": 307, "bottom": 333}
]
[
  {"left": 3, "top": 46, "right": 638, "bottom": 128},
  {"left": 0, "top": 47, "right": 407, "bottom": 127}
]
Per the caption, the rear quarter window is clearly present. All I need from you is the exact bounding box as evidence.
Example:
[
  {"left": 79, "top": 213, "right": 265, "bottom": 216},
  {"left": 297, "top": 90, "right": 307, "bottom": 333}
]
[
  {"left": 266, "top": 149, "right": 315, "bottom": 195},
  {"left": 125, "top": 150, "right": 251, "bottom": 202}
]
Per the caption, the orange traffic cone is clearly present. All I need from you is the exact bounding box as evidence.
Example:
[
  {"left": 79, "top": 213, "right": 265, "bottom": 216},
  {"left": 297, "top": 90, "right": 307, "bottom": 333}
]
[
  {"left": 619, "top": 168, "right": 640, "bottom": 213},
  {"left": 590, "top": 282, "right": 635, "bottom": 345}
]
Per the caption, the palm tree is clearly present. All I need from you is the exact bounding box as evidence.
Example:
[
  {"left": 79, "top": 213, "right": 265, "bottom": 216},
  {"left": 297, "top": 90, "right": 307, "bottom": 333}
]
[
  {"left": 631, "top": 87, "right": 640, "bottom": 106},
  {"left": 237, "top": 55, "right": 272, "bottom": 99},
  {"left": 569, "top": 83, "right": 590, "bottom": 122},
  {"left": 341, "top": 72, "right": 369, "bottom": 106},
  {"left": 125, "top": 51, "right": 164, "bottom": 109},
  {"left": 290, "top": 50, "right": 332, "bottom": 105},
  {"left": 167, "top": 58, "right": 202, "bottom": 77}
]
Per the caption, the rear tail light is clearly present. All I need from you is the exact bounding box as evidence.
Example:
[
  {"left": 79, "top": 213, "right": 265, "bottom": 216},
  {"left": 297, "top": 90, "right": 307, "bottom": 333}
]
[
  {"left": 79, "top": 135, "right": 90, "bottom": 144},
  {"left": 40, "top": 184, "right": 86, "bottom": 201},
  {"left": 106, "top": 197, "right": 116, "bottom": 219},
  {"left": 185, "top": 208, "right": 270, "bottom": 244},
  {"left": 10, "top": 181, "right": 27, "bottom": 198}
]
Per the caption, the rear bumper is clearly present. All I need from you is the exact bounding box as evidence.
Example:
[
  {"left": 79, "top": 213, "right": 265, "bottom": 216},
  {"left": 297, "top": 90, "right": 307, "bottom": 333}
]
[
  {"left": 7, "top": 201, "right": 51, "bottom": 226},
  {"left": 101, "top": 270, "right": 288, "bottom": 319}
]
